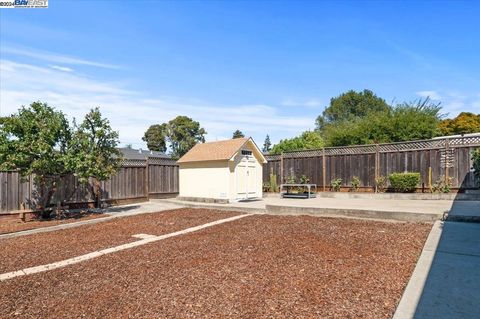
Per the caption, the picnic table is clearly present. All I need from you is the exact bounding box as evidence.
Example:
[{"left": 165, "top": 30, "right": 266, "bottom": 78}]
[{"left": 280, "top": 183, "right": 317, "bottom": 199}]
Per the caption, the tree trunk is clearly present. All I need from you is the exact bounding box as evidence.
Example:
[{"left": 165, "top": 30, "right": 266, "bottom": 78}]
[
  {"left": 93, "top": 179, "right": 101, "bottom": 208},
  {"left": 36, "top": 176, "right": 57, "bottom": 219}
]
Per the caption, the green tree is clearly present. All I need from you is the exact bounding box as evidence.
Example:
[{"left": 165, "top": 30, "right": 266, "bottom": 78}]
[
  {"left": 142, "top": 123, "right": 167, "bottom": 152},
  {"left": 270, "top": 131, "right": 324, "bottom": 155},
  {"left": 232, "top": 129, "right": 245, "bottom": 139},
  {"left": 66, "top": 107, "right": 122, "bottom": 207},
  {"left": 167, "top": 116, "right": 206, "bottom": 159},
  {"left": 262, "top": 134, "right": 272, "bottom": 153},
  {"left": 0, "top": 102, "right": 71, "bottom": 213},
  {"left": 438, "top": 112, "right": 480, "bottom": 136},
  {"left": 316, "top": 89, "right": 389, "bottom": 130},
  {"left": 387, "top": 99, "right": 442, "bottom": 141},
  {"left": 323, "top": 98, "right": 442, "bottom": 146}
]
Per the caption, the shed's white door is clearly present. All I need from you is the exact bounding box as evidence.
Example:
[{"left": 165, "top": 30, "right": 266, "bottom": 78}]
[{"left": 236, "top": 157, "right": 257, "bottom": 199}]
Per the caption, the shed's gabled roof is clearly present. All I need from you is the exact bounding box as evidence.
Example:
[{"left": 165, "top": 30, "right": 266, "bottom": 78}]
[{"left": 177, "top": 137, "right": 266, "bottom": 163}]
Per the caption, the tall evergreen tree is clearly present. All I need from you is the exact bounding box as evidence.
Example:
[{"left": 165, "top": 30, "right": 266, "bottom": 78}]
[
  {"left": 232, "top": 129, "right": 245, "bottom": 139},
  {"left": 262, "top": 135, "right": 272, "bottom": 153}
]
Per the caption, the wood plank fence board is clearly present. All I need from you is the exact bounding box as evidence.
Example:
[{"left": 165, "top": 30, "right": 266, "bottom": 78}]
[
  {"left": 264, "top": 136, "right": 480, "bottom": 191},
  {"left": 0, "top": 158, "right": 178, "bottom": 213}
]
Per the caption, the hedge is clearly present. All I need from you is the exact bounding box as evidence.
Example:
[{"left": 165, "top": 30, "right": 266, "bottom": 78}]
[{"left": 388, "top": 172, "right": 420, "bottom": 193}]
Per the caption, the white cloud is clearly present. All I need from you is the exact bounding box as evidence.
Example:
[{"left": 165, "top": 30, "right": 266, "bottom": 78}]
[
  {"left": 1, "top": 46, "right": 120, "bottom": 69},
  {"left": 281, "top": 98, "right": 323, "bottom": 108},
  {"left": 50, "top": 65, "right": 74, "bottom": 72},
  {"left": 0, "top": 59, "right": 311, "bottom": 148},
  {"left": 416, "top": 90, "right": 442, "bottom": 100}
]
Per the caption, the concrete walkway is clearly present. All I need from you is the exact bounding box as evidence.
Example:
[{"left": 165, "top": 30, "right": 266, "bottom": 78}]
[
  {"left": 0, "top": 201, "right": 183, "bottom": 240},
  {"left": 394, "top": 221, "right": 480, "bottom": 318}
]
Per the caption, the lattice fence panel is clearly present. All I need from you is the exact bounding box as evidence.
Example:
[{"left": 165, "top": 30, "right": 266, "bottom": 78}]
[
  {"left": 121, "top": 159, "right": 147, "bottom": 167},
  {"left": 265, "top": 136, "right": 480, "bottom": 162},
  {"left": 148, "top": 158, "right": 178, "bottom": 166}
]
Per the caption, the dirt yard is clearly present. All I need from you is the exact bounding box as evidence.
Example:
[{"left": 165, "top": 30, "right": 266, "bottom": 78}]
[
  {"left": 0, "top": 212, "right": 107, "bottom": 235},
  {"left": 0, "top": 208, "right": 431, "bottom": 318}
]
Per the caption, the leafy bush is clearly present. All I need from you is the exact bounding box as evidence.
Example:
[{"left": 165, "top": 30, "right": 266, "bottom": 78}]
[
  {"left": 331, "top": 178, "right": 342, "bottom": 192},
  {"left": 286, "top": 175, "right": 296, "bottom": 184},
  {"left": 388, "top": 172, "right": 420, "bottom": 193},
  {"left": 299, "top": 175, "right": 310, "bottom": 184},
  {"left": 263, "top": 182, "right": 271, "bottom": 193},
  {"left": 350, "top": 176, "right": 360, "bottom": 192},
  {"left": 432, "top": 176, "right": 453, "bottom": 193},
  {"left": 270, "top": 131, "right": 324, "bottom": 155},
  {"left": 269, "top": 170, "right": 278, "bottom": 192},
  {"left": 473, "top": 148, "right": 480, "bottom": 188},
  {"left": 375, "top": 175, "right": 388, "bottom": 193}
]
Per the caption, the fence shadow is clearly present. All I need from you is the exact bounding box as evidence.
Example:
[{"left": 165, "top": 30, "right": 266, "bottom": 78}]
[{"left": 411, "top": 173, "right": 480, "bottom": 318}]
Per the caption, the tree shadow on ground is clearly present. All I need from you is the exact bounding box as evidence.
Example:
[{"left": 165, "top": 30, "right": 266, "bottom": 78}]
[{"left": 106, "top": 205, "right": 141, "bottom": 213}]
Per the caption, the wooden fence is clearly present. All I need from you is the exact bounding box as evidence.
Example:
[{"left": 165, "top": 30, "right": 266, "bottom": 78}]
[
  {"left": 0, "top": 158, "right": 178, "bottom": 213},
  {"left": 2, "top": 135, "right": 479, "bottom": 212},
  {"left": 264, "top": 135, "right": 480, "bottom": 192}
]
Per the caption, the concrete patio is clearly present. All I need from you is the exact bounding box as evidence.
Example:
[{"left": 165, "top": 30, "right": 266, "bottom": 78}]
[{"left": 156, "top": 194, "right": 480, "bottom": 222}]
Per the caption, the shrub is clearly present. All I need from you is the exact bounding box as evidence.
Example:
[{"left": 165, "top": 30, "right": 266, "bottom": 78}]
[
  {"left": 375, "top": 175, "right": 388, "bottom": 193},
  {"left": 299, "top": 175, "right": 310, "bottom": 184},
  {"left": 263, "top": 181, "right": 271, "bottom": 193},
  {"left": 331, "top": 178, "right": 342, "bottom": 192},
  {"left": 388, "top": 172, "right": 420, "bottom": 193},
  {"left": 350, "top": 176, "right": 360, "bottom": 192},
  {"left": 269, "top": 171, "right": 278, "bottom": 192},
  {"left": 432, "top": 176, "right": 453, "bottom": 193},
  {"left": 286, "top": 175, "right": 296, "bottom": 184},
  {"left": 473, "top": 148, "right": 480, "bottom": 188}
]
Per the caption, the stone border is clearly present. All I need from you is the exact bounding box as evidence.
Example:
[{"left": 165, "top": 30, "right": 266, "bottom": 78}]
[
  {"left": 157, "top": 199, "right": 265, "bottom": 214},
  {"left": 265, "top": 205, "right": 443, "bottom": 222},
  {"left": 264, "top": 192, "right": 480, "bottom": 201},
  {"left": 176, "top": 196, "right": 230, "bottom": 204}
]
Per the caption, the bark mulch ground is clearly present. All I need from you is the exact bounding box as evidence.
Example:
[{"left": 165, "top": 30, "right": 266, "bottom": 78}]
[
  {"left": 0, "top": 212, "right": 107, "bottom": 235},
  {"left": 0, "top": 208, "right": 240, "bottom": 273},
  {"left": 0, "top": 212, "right": 431, "bottom": 318}
]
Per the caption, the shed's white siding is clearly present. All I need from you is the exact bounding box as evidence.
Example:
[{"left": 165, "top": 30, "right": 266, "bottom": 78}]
[
  {"left": 179, "top": 140, "right": 264, "bottom": 202},
  {"left": 179, "top": 161, "right": 230, "bottom": 200}
]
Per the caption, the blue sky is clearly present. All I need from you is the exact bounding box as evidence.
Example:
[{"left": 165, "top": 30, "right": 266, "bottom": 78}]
[{"left": 1, "top": 1, "right": 479, "bottom": 148}]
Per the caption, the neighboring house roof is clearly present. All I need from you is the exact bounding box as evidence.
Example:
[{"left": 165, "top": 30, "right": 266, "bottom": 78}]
[
  {"left": 177, "top": 137, "right": 266, "bottom": 164},
  {"left": 119, "top": 148, "right": 170, "bottom": 160}
]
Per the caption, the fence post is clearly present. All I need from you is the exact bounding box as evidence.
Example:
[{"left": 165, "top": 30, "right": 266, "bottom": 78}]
[
  {"left": 375, "top": 144, "right": 380, "bottom": 190},
  {"left": 145, "top": 158, "right": 149, "bottom": 200},
  {"left": 280, "top": 152, "right": 284, "bottom": 184},
  {"left": 322, "top": 148, "right": 326, "bottom": 192},
  {"left": 444, "top": 139, "right": 449, "bottom": 183}
]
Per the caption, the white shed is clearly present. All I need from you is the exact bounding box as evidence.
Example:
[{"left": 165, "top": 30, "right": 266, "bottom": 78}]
[{"left": 177, "top": 137, "right": 267, "bottom": 203}]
